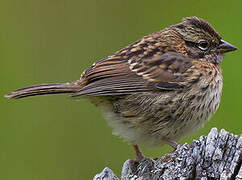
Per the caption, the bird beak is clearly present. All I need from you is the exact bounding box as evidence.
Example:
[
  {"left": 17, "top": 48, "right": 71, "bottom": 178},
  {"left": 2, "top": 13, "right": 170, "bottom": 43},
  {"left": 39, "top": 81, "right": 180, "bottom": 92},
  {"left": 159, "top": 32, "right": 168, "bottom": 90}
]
[{"left": 217, "top": 40, "right": 237, "bottom": 54}]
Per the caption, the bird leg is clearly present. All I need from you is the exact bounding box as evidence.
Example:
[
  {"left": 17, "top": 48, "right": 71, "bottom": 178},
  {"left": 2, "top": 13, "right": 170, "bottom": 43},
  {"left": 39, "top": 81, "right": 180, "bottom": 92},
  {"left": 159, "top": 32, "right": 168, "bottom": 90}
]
[
  {"left": 133, "top": 144, "right": 145, "bottom": 160},
  {"left": 132, "top": 138, "right": 179, "bottom": 161},
  {"left": 161, "top": 136, "right": 179, "bottom": 149},
  {"left": 160, "top": 137, "right": 180, "bottom": 161}
]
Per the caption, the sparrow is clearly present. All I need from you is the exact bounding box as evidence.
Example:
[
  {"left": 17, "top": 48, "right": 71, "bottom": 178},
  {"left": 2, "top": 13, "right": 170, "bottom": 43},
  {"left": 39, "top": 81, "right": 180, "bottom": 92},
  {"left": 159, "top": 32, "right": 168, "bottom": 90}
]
[{"left": 5, "top": 17, "right": 237, "bottom": 160}]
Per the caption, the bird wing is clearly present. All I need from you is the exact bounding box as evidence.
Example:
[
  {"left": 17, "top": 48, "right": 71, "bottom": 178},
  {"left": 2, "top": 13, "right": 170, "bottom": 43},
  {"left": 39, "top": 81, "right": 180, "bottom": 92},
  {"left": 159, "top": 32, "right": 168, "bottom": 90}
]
[{"left": 72, "top": 52, "right": 194, "bottom": 97}]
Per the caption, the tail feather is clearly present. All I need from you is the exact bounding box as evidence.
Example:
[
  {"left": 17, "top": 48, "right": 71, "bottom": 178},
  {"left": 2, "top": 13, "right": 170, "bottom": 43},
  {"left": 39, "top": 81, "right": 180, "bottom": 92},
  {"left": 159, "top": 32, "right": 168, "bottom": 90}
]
[{"left": 5, "top": 83, "right": 79, "bottom": 99}]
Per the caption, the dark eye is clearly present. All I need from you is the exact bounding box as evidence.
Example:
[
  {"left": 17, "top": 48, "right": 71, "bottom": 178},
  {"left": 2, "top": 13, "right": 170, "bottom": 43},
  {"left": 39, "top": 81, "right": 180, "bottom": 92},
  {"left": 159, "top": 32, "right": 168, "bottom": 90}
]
[{"left": 198, "top": 40, "right": 209, "bottom": 51}]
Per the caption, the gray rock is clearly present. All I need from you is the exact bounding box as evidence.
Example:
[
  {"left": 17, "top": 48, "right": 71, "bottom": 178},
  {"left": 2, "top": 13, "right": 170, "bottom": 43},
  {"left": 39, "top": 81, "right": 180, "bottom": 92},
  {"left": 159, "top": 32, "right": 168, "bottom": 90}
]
[{"left": 94, "top": 128, "right": 242, "bottom": 180}]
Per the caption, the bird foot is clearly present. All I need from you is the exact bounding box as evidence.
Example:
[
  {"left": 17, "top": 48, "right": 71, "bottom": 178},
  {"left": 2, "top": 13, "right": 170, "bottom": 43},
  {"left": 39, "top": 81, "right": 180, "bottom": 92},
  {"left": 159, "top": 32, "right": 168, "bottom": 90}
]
[
  {"left": 160, "top": 152, "right": 175, "bottom": 162},
  {"left": 160, "top": 143, "right": 181, "bottom": 162}
]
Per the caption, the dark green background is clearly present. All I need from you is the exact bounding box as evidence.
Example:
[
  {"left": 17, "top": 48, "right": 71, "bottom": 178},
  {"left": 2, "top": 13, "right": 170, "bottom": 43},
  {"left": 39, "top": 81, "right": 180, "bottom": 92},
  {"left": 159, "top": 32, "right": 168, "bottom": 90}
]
[{"left": 1, "top": 0, "right": 241, "bottom": 179}]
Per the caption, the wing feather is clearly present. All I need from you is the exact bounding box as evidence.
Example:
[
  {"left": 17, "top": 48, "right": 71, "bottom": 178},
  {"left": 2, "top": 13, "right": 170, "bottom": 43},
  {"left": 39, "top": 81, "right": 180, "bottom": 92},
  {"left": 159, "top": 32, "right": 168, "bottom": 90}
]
[{"left": 73, "top": 52, "right": 194, "bottom": 97}]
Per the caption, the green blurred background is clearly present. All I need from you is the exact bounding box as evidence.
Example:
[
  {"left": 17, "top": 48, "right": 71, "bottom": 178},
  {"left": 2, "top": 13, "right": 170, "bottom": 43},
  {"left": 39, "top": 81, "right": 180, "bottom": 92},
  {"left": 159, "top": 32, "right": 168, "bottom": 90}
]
[{"left": 1, "top": 0, "right": 241, "bottom": 179}]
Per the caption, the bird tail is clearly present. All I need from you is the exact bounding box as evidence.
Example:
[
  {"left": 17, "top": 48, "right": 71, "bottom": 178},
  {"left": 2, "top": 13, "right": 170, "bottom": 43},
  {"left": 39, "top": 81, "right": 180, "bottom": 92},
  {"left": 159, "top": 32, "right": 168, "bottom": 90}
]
[{"left": 5, "top": 82, "right": 80, "bottom": 99}]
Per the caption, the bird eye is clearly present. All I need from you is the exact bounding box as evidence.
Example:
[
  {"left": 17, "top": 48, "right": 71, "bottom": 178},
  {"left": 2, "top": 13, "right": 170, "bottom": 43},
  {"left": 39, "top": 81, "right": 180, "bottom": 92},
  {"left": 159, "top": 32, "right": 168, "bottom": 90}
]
[{"left": 198, "top": 40, "right": 209, "bottom": 51}]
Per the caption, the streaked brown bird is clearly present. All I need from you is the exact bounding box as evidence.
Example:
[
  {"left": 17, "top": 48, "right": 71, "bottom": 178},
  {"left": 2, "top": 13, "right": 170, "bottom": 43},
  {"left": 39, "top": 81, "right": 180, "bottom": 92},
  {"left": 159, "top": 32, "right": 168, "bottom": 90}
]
[{"left": 5, "top": 17, "right": 237, "bottom": 160}]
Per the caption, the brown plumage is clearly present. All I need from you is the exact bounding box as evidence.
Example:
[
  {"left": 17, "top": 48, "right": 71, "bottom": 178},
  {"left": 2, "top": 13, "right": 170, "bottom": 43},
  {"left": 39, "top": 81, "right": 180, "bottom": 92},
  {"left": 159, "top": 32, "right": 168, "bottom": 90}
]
[{"left": 5, "top": 17, "right": 237, "bottom": 159}]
